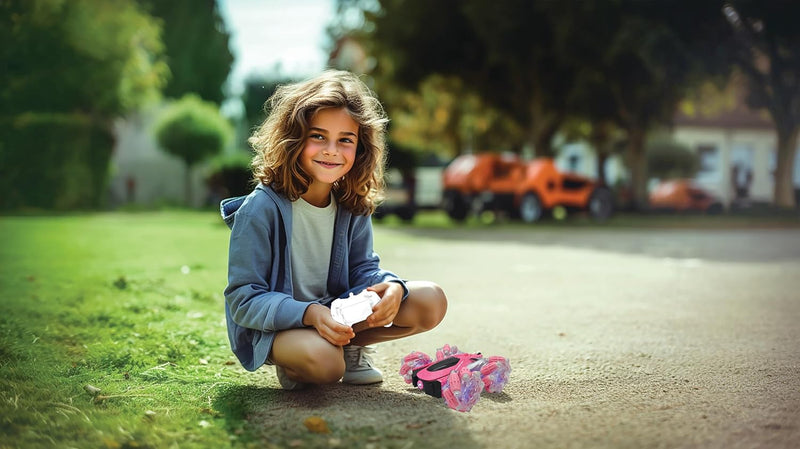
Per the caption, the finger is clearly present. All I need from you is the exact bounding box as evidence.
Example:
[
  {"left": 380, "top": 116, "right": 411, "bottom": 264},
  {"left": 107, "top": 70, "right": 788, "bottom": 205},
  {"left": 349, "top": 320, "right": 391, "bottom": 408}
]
[
  {"left": 325, "top": 316, "right": 354, "bottom": 334},
  {"left": 367, "top": 283, "right": 389, "bottom": 295},
  {"left": 366, "top": 311, "right": 390, "bottom": 327}
]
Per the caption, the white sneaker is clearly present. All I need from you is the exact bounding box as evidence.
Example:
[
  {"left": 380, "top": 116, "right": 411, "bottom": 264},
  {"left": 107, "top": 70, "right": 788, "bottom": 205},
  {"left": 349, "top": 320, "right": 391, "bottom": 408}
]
[
  {"left": 275, "top": 366, "right": 307, "bottom": 391},
  {"left": 342, "top": 345, "right": 383, "bottom": 385}
]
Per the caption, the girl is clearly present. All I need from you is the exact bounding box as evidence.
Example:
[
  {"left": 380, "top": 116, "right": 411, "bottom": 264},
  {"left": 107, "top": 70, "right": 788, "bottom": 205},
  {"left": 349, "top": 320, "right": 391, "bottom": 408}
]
[{"left": 221, "top": 70, "right": 448, "bottom": 390}]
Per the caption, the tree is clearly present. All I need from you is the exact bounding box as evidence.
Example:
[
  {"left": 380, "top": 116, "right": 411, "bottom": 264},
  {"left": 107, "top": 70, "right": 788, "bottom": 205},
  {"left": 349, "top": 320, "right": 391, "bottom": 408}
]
[
  {"left": 139, "top": 0, "right": 234, "bottom": 105},
  {"left": 154, "top": 95, "right": 233, "bottom": 205},
  {"left": 241, "top": 74, "right": 297, "bottom": 139},
  {"left": 358, "top": 0, "right": 574, "bottom": 157},
  {"left": 722, "top": 1, "right": 800, "bottom": 208},
  {"left": 384, "top": 75, "right": 524, "bottom": 157},
  {"left": 0, "top": 0, "right": 168, "bottom": 118},
  {"left": 0, "top": 0, "right": 168, "bottom": 209},
  {"left": 550, "top": 0, "right": 731, "bottom": 209},
  {"left": 646, "top": 136, "right": 699, "bottom": 180}
]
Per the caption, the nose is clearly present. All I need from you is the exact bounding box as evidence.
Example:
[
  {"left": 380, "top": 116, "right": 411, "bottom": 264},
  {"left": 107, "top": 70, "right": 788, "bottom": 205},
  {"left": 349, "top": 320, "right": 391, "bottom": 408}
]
[{"left": 322, "top": 142, "right": 338, "bottom": 156}]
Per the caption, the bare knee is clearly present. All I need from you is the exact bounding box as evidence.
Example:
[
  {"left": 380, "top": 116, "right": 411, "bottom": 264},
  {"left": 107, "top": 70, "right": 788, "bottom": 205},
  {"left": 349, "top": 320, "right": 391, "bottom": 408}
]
[
  {"left": 408, "top": 281, "right": 447, "bottom": 331},
  {"left": 298, "top": 344, "right": 345, "bottom": 384},
  {"left": 275, "top": 335, "right": 345, "bottom": 384}
]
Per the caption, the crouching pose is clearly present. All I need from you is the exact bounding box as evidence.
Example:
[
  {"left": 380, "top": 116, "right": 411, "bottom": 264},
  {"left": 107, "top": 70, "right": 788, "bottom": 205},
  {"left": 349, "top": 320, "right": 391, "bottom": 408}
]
[{"left": 221, "top": 70, "right": 447, "bottom": 390}]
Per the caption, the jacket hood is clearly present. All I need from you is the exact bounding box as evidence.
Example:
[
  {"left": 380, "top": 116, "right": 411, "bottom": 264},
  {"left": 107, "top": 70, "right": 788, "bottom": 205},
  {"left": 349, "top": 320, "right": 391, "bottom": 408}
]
[{"left": 220, "top": 195, "right": 247, "bottom": 229}]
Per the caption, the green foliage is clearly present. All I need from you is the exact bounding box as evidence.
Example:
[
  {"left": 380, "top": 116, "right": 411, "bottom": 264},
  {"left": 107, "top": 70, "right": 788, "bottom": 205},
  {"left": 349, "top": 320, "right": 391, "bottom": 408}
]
[
  {"left": 0, "top": 0, "right": 168, "bottom": 117},
  {"left": 0, "top": 0, "right": 168, "bottom": 211},
  {"left": 154, "top": 95, "right": 233, "bottom": 168},
  {"left": 360, "top": 0, "right": 573, "bottom": 156},
  {"left": 0, "top": 113, "right": 114, "bottom": 210},
  {"left": 241, "top": 75, "right": 298, "bottom": 139},
  {"left": 347, "top": 0, "right": 736, "bottom": 207},
  {"left": 646, "top": 137, "right": 699, "bottom": 180},
  {"left": 154, "top": 95, "right": 233, "bottom": 204},
  {"left": 139, "top": 0, "right": 234, "bottom": 105},
  {"left": 386, "top": 74, "right": 524, "bottom": 157},
  {"left": 206, "top": 151, "right": 255, "bottom": 199}
]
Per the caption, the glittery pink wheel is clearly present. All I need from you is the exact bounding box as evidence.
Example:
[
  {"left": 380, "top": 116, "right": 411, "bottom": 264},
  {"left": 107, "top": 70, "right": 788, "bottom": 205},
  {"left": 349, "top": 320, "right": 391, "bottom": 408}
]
[
  {"left": 479, "top": 356, "right": 511, "bottom": 393},
  {"left": 398, "top": 351, "right": 432, "bottom": 384},
  {"left": 442, "top": 367, "right": 483, "bottom": 412},
  {"left": 434, "top": 344, "right": 461, "bottom": 361}
]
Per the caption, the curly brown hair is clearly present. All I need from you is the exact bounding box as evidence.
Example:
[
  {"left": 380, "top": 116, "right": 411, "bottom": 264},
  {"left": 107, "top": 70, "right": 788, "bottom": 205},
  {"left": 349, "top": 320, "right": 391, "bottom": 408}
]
[{"left": 249, "top": 70, "right": 388, "bottom": 215}]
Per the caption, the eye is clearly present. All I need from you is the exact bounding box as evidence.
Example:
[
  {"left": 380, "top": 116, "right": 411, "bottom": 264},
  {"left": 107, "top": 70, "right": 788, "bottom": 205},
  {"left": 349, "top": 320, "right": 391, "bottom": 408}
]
[
  {"left": 339, "top": 137, "right": 356, "bottom": 144},
  {"left": 308, "top": 133, "right": 325, "bottom": 141}
]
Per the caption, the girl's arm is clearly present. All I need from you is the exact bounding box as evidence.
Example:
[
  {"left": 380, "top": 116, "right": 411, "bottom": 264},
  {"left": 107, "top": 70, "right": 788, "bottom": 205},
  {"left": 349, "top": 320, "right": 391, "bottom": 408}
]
[{"left": 224, "top": 210, "right": 309, "bottom": 332}]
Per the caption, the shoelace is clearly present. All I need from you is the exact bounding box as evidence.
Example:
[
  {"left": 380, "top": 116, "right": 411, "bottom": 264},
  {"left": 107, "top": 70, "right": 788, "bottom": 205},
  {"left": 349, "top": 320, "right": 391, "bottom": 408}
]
[{"left": 345, "top": 346, "right": 375, "bottom": 369}]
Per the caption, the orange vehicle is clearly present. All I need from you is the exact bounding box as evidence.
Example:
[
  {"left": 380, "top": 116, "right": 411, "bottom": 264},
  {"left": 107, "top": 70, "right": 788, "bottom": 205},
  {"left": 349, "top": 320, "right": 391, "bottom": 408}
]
[
  {"left": 441, "top": 153, "right": 614, "bottom": 222},
  {"left": 648, "top": 179, "right": 724, "bottom": 214}
]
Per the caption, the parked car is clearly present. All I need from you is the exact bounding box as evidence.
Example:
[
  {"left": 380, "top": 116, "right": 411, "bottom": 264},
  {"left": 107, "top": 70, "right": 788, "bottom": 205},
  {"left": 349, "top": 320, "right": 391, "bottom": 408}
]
[
  {"left": 441, "top": 153, "right": 614, "bottom": 223},
  {"left": 648, "top": 179, "right": 724, "bottom": 214},
  {"left": 373, "top": 168, "right": 416, "bottom": 222}
]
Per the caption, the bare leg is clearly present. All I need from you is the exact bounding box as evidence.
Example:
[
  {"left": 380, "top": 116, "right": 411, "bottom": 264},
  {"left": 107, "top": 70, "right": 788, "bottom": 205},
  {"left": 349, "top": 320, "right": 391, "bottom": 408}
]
[
  {"left": 270, "top": 328, "right": 345, "bottom": 384},
  {"left": 350, "top": 280, "right": 447, "bottom": 347}
]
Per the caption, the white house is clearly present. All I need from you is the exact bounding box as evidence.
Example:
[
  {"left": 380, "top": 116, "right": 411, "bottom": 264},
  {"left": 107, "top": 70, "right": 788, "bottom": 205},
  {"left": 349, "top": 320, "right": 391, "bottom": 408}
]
[
  {"left": 672, "top": 104, "right": 799, "bottom": 208},
  {"left": 108, "top": 106, "right": 218, "bottom": 208},
  {"left": 555, "top": 102, "right": 800, "bottom": 209}
]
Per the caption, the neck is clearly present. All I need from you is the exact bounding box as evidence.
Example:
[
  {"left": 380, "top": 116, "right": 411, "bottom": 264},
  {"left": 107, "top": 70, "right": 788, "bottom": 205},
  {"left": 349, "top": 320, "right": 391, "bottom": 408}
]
[{"left": 301, "top": 183, "right": 332, "bottom": 207}]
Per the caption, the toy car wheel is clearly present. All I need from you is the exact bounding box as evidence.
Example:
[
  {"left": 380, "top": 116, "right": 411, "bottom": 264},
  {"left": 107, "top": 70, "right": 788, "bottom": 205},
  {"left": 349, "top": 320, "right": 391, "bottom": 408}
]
[
  {"left": 519, "top": 192, "right": 543, "bottom": 223},
  {"left": 442, "top": 367, "right": 483, "bottom": 412},
  {"left": 399, "top": 351, "right": 432, "bottom": 385},
  {"left": 588, "top": 187, "right": 614, "bottom": 221},
  {"left": 479, "top": 356, "right": 512, "bottom": 393},
  {"left": 434, "top": 344, "right": 461, "bottom": 361}
]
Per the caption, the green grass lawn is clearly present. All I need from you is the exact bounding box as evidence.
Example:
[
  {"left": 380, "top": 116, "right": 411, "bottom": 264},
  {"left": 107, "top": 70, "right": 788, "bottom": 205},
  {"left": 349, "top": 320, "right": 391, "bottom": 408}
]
[
  {"left": 2, "top": 209, "right": 798, "bottom": 449},
  {"left": 0, "top": 212, "right": 258, "bottom": 449}
]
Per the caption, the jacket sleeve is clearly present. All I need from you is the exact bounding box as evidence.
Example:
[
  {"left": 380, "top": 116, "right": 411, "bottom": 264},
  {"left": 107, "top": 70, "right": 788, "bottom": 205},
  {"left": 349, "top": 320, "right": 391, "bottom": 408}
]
[
  {"left": 348, "top": 215, "right": 409, "bottom": 299},
  {"left": 224, "top": 207, "right": 310, "bottom": 332}
]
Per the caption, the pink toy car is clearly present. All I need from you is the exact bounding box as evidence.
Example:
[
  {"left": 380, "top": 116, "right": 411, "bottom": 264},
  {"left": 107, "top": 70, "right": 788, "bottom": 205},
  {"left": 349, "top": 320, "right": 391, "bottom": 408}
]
[{"left": 399, "top": 344, "right": 511, "bottom": 412}]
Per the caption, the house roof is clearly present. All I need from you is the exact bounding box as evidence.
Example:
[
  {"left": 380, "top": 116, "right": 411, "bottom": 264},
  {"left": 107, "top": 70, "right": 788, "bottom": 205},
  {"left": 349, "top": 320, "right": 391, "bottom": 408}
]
[{"left": 674, "top": 104, "right": 774, "bottom": 130}]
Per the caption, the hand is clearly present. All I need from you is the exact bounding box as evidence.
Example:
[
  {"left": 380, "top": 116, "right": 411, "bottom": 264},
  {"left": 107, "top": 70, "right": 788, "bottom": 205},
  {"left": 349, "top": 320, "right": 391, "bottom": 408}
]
[
  {"left": 365, "top": 282, "right": 403, "bottom": 328},
  {"left": 303, "top": 303, "right": 354, "bottom": 346}
]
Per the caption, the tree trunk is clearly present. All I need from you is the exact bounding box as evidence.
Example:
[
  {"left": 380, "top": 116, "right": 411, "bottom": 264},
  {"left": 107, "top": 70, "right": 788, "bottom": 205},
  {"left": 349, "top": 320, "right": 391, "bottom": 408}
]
[
  {"left": 527, "top": 111, "right": 561, "bottom": 159},
  {"left": 625, "top": 126, "right": 648, "bottom": 211},
  {"left": 596, "top": 153, "right": 608, "bottom": 186},
  {"left": 525, "top": 90, "right": 563, "bottom": 158},
  {"left": 773, "top": 126, "right": 799, "bottom": 208},
  {"left": 590, "top": 121, "right": 614, "bottom": 186},
  {"left": 185, "top": 163, "right": 194, "bottom": 207}
]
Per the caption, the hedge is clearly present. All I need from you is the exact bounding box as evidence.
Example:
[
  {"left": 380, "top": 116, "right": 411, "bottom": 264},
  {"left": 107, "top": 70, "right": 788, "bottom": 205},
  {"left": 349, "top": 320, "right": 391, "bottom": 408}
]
[{"left": 0, "top": 113, "right": 114, "bottom": 210}]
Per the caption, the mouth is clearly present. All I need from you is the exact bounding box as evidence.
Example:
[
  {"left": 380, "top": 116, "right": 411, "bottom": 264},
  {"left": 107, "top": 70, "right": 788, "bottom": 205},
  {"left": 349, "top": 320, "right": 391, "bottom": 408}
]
[{"left": 314, "top": 160, "right": 343, "bottom": 169}]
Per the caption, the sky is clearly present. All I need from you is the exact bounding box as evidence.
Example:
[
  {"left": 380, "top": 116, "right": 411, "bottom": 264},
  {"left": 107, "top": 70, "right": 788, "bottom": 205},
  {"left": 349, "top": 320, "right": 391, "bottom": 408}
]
[{"left": 217, "top": 0, "right": 335, "bottom": 95}]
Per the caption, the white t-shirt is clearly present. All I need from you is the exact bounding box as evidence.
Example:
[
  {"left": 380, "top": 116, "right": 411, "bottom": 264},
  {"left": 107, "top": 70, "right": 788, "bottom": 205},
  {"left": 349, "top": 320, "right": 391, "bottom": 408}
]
[{"left": 290, "top": 196, "right": 337, "bottom": 302}]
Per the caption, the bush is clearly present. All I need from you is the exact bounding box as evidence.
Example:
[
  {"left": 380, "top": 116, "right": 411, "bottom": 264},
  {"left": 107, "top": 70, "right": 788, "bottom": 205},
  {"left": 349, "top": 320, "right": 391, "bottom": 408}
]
[
  {"left": 153, "top": 95, "right": 232, "bottom": 204},
  {"left": 154, "top": 95, "right": 232, "bottom": 167},
  {"left": 0, "top": 113, "right": 114, "bottom": 210},
  {"left": 646, "top": 137, "right": 699, "bottom": 180},
  {"left": 206, "top": 151, "right": 254, "bottom": 201}
]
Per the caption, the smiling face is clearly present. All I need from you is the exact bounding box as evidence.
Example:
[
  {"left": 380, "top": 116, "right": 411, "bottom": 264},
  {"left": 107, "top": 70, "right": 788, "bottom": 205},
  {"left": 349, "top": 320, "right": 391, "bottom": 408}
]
[{"left": 299, "top": 107, "right": 360, "bottom": 207}]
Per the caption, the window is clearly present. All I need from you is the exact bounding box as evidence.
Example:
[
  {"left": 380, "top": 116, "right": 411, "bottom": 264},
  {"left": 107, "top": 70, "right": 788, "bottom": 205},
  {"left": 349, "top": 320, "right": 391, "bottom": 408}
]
[{"left": 695, "top": 144, "right": 720, "bottom": 182}]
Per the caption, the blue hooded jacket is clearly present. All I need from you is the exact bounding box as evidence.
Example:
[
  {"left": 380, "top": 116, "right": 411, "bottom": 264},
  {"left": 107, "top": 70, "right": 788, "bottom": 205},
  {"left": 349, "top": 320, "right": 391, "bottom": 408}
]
[{"left": 221, "top": 184, "right": 407, "bottom": 371}]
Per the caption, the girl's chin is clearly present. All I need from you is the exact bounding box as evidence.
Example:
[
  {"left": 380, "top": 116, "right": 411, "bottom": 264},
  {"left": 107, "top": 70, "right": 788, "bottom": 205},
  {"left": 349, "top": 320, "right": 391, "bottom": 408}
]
[{"left": 309, "top": 176, "right": 340, "bottom": 186}]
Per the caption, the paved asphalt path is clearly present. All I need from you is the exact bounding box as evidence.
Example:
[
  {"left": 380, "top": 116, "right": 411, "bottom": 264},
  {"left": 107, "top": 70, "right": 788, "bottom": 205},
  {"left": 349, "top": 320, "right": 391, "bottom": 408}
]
[{"left": 248, "top": 226, "right": 800, "bottom": 449}]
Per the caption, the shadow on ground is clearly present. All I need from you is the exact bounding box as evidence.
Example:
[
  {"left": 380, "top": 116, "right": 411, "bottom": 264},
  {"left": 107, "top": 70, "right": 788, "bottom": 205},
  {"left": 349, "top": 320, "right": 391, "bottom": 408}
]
[{"left": 214, "top": 379, "right": 483, "bottom": 449}]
